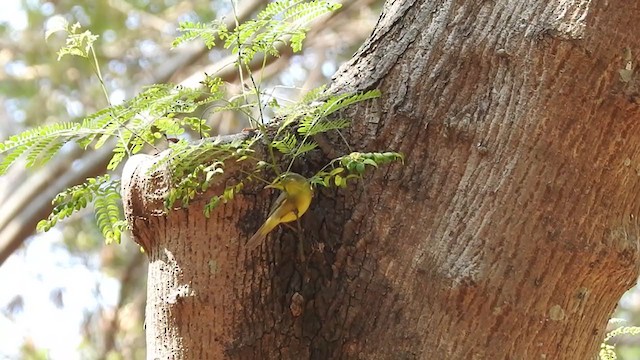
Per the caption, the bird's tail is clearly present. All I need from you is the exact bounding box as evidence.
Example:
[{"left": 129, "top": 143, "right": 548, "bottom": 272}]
[{"left": 246, "top": 219, "right": 276, "bottom": 250}]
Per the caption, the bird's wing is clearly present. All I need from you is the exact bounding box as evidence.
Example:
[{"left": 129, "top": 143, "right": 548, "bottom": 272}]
[
  {"left": 246, "top": 192, "right": 291, "bottom": 250},
  {"left": 269, "top": 191, "right": 288, "bottom": 214}
]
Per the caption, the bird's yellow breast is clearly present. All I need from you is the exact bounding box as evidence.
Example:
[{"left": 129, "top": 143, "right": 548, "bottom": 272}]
[{"left": 279, "top": 191, "right": 312, "bottom": 223}]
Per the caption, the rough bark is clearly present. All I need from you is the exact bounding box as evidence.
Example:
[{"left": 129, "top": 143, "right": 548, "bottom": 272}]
[{"left": 122, "top": 0, "right": 640, "bottom": 358}]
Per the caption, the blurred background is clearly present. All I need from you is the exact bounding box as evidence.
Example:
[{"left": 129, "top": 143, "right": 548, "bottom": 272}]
[{"left": 0, "top": 0, "right": 638, "bottom": 359}]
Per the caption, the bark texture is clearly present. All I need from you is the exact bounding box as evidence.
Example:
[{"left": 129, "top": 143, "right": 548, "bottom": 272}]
[{"left": 122, "top": 0, "right": 640, "bottom": 358}]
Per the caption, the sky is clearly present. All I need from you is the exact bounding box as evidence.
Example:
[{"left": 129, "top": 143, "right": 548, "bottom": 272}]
[
  {"left": 0, "top": 233, "right": 120, "bottom": 359},
  {"left": 0, "top": 0, "right": 26, "bottom": 31}
]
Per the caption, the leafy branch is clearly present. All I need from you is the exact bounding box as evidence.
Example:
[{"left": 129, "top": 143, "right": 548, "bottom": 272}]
[
  {"left": 600, "top": 325, "right": 640, "bottom": 360},
  {"left": 37, "top": 175, "right": 127, "bottom": 244},
  {"left": 0, "top": 0, "right": 404, "bottom": 245},
  {"left": 311, "top": 152, "right": 405, "bottom": 188}
]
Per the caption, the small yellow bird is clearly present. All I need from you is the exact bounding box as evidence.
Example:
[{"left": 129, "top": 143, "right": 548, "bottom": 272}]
[{"left": 246, "top": 172, "right": 313, "bottom": 249}]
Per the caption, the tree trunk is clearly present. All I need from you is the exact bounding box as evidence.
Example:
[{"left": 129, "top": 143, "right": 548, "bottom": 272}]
[{"left": 122, "top": 0, "right": 640, "bottom": 358}]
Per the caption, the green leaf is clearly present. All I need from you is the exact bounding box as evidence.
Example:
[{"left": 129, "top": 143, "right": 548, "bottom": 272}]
[
  {"left": 317, "top": 89, "right": 381, "bottom": 117},
  {"left": 273, "top": 133, "right": 298, "bottom": 155},
  {"left": 94, "top": 187, "right": 125, "bottom": 244},
  {"left": 225, "top": 0, "right": 342, "bottom": 64},
  {"left": 294, "top": 141, "right": 318, "bottom": 156},
  {"left": 173, "top": 21, "right": 224, "bottom": 49},
  {"left": 363, "top": 158, "right": 378, "bottom": 168},
  {"left": 329, "top": 167, "right": 344, "bottom": 176},
  {"left": 298, "top": 117, "right": 350, "bottom": 136},
  {"left": 55, "top": 22, "right": 99, "bottom": 61},
  {"left": 334, "top": 174, "right": 343, "bottom": 187},
  {"left": 0, "top": 122, "right": 81, "bottom": 175},
  {"left": 38, "top": 176, "right": 120, "bottom": 242},
  {"left": 204, "top": 196, "right": 222, "bottom": 217},
  {"left": 290, "top": 30, "right": 306, "bottom": 52},
  {"left": 346, "top": 160, "right": 357, "bottom": 172}
]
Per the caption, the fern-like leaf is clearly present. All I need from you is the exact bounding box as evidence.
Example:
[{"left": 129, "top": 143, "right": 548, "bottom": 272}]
[
  {"left": 317, "top": 89, "right": 381, "bottom": 117},
  {"left": 94, "top": 182, "right": 126, "bottom": 244},
  {"left": 0, "top": 122, "right": 81, "bottom": 175},
  {"left": 293, "top": 141, "right": 318, "bottom": 156},
  {"left": 224, "top": 0, "right": 341, "bottom": 64},
  {"left": 204, "top": 176, "right": 252, "bottom": 217},
  {"left": 172, "top": 21, "right": 225, "bottom": 49},
  {"left": 37, "top": 175, "right": 109, "bottom": 232},
  {"left": 273, "top": 133, "right": 298, "bottom": 155},
  {"left": 162, "top": 138, "right": 254, "bottom": 209},
  {"left": 298, "top": 117, "right": 350, "bottom": 136},
  {"left": 24, "top": 134, "right": 60, "bottom": 168}
]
